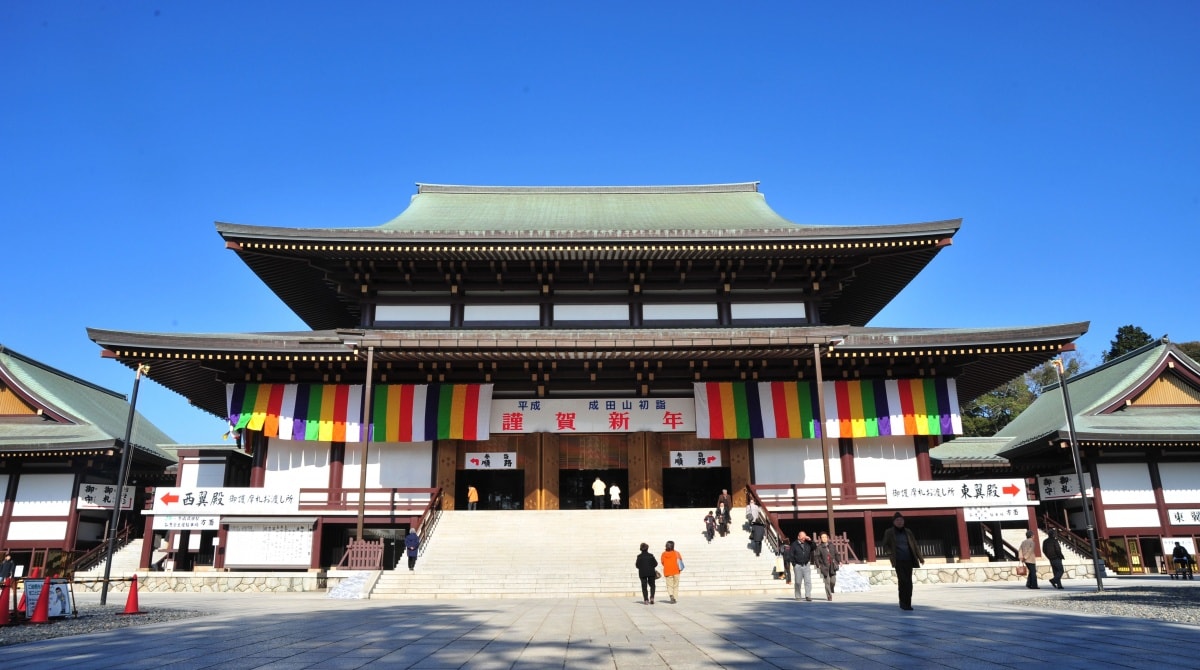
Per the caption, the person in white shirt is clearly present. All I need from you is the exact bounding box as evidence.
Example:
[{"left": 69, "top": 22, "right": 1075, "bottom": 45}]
[{"left": 610, "top": 483, "right": 621, "bottom": 509}]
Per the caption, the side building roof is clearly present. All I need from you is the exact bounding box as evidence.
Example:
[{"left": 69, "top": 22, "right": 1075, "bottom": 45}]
[{"left": 0, "top": 345, "right": 176, "bottom": 462}]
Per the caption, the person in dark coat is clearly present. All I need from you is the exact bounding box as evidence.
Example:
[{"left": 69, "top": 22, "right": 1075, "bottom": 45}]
[
  {"left": 717, "top": 489, "right": 733, "bottom": 525},
  {"left": 1042, "top": 528, "right": 1066, "bottom": 589},
  {"left": 0, "top": 552, "right": 14, "bottom": 583},
  {"left": 716, "top": 503, "right": 730, "bottom": 537},
  {"left": 703, "top": 511, "right": 716, "bottom": 543},
  {"left": 814, "top": 532, "right": 840, "bottom": 601},
  {"left": 635, "top": 542, "right": 659, "bottom": 604},
  {"left": 780, "top": 537, "right": 793, "bottom": 584},
  {"left": 404, "top": 529, "right": 420, "bottom": 571},
  {"left": 749, "top": 518, "right": 766, "bottom": 556},
  {"left": 881, "top": 512, "right": 924, "bottom": 610}
]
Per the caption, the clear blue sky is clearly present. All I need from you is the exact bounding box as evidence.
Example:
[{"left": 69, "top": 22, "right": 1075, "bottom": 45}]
[{"left": 3, "top": 2, "right": 1198, "bottom": 444}]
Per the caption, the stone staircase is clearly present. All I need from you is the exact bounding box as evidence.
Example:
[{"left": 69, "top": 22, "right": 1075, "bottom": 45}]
[
  {"left": 371, "top": 509, "right": 789, "bottom": 599},
  {"left": 73, "top": 539, "right": 168, "bottom": 579}
]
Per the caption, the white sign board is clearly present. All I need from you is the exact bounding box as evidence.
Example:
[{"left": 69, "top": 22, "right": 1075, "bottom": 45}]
[
  {"left": 223, "top": 521, "right": 313, "bottom": 569},
  {"left": 887, "top": 478, "right": 1029, "bottom": 508},
  {"left": 24, "top": 579, "right": 72, "bottom": 618},
  {"left": 465, "top": 452, "right": 517, "bottom": 470},
  {"left": 150, "top": 488, "right": 299, "bottom": 515},
  {"left": 964, "top": 506, "right": 1027, "bottom": 522},
  {"left": 1037, "top": 473, "right": 1093, "bottom": 500},
  {"left": 76, "top": 484, "right": 135, "bottom": 510},
  {"left": 1168, "top": 509, "right": 1200, "bottom": 526},
  {"left": 668, "top": 450, "right": 723, "bottom": 468},
  {"left": 491, "top": 398, "right": 694, "bottom": 434},
  {"left": 153, "top": 515, "right": 220, "bottom": 531},
  {"left": 1162, "top": 537, "right": 1197, "bottom": 559}
]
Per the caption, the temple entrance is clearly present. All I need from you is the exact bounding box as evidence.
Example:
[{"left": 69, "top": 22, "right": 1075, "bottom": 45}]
[
  {"left": 456, "top": 470, "right": 525, "bottom": 510},
  {"left": 559, "top": 469, "right": 628, "bottom": 510},
  {"left": 662, "top": 467, "right": 731, "bottom": 509}
]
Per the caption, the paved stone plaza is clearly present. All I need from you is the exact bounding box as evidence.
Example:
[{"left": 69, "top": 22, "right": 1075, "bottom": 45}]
[{"left": 2, "top": 579, "right": 1198, "bottom": 669}]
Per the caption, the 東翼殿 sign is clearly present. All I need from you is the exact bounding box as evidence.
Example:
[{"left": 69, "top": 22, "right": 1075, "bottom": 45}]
[{"left": 887, "top": 478, "right": 1030, "bottom": 508}]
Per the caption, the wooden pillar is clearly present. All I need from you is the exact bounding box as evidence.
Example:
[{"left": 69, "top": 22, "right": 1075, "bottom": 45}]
[
  {"left": 249, "top": 432, "right": 268, "bottom": 487},
  {"left": 215, "top": 523, "right": 228, "bottom": 569},
  {"left": 864, "top": 510, "right": 878, "bottom": 561},
  {"left": 628, "top": 433, "right": 648, "bottom": 509},
  {"left": 955, "top": 508, "right": 971, "bottom": 562},
  {"left": 309, "top": 518, "right": 322, "bottom": 570},
  {"left": 1088, "top": 455, "right": 1108, "bottom": 539},
  {"left": 63, "top": 470, "right": 81, "bottom": 552},
  {"left": 1026, "top": 504, "right": 1042, "bottom": 557},
  {"left": 329, "top": 442, "right": 345, "bottom": 495},
  {"left": 839, "top": 438, "right": 856, "bottom": 500},
  {"left": 435, "top": 440, "right": 457, "bottom": 510},
  {"left": 730, "top": 439, "right": 751, "bottom": 508},
  {"left": 543, "top": 433, "right": 560, "bottom": 510},
  {"left": 521, "top": 436, "right": 541, "bottom": 510},
  {"left": 1147, "top": 454, "right": 1171, "bottom": 531},
  {"left": 915, "top": 436, "right": 933, "bottom": 480},
  {"left": 645, "top": 434, "right": 664, "bottom": 509},
  {"left": 139, "top": 512, "right": 156, "bottom": 569},
  {"left": 0, "top": 467, "right": 19, "bottom": 544}
]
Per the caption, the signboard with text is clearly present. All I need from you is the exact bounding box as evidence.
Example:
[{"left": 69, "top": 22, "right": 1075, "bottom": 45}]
[
  {"left": 76, "top": 484, "right": 135, "bottom": 511},
  {"left": 152, "top": 515, "right": 221, "bottom": 531},
  {"left": 964, "top": 506, "right": 1028, "bottom": 522},
  {"left": 1168, "top": 509, "right": 1200, "bottom": 526},
  {"left": 490, "top": 398, "right": 694, "bottom": 434},
  {"left": 149, "top": 488, "right": 299, "bottom": 515},
  {"left": 887, "top": 478, "right": 1030, "bottom": 508},
  {"left": 668, "top": 450, "right": 722, "bottom": 468},
  {"left": 1037, "top": 473, "right": 1093, "bottom": 500},
  {"left": 465, "top": 452, "right": 518, "bottom": 470}
]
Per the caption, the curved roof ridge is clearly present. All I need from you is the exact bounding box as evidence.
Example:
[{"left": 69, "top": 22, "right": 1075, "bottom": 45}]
[{"left": 416, "top": 182, "right": 761, "bottom": 194}]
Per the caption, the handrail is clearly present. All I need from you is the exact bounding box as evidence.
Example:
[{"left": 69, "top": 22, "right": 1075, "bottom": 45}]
[
  {"left": 298, "top": 486, "right": 437, "bottom": 514},
  {"left": 69, "top": 524, "right": 134, "bottom": 575},
  {"left": 749, "top": 481, "right": 889, "bottom": 509},
  {"left": 1041, "top": 513, "right": 1105, "bottom": 567},
  {"left": 980, "top": 522, "right": 1018, "bottom": 561},
  {"left": 748, "top": 484, "right": 861, "bottom": 564},
  {"left": 414, "top": 488, "right": 443, "bottom": 558},
  {"left": 744, "top": 485, "right": 785, "bottom": 555}
]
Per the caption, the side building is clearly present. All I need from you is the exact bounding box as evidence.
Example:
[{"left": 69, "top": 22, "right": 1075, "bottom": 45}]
[
  {"left": 87, "top": 182, "right": 1087, "bottom": 572},
  {"left": 0, "top": 345, "right": 176, "bottom": 577}
]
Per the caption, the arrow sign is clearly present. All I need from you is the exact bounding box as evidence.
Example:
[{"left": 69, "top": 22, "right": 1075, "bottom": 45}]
[
  {"left": 1002, "top": 484, "right": 1022, "bottom": 496},
  {"left": 160, "top": 492, "right": 180, "bottom": 505}
]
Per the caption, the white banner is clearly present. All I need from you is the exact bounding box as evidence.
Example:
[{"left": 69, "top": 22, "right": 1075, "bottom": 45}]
[
  {"left": 1168, "top": 509, "right": 1200, "bottom": 526},
  {"left": 887, "top": 478, "right": 1029, "bottom": 508},
  {"left": 669, "top": 450, "right": 722, "bottom": 468},
  {"left": 1037, "top": 473, "right": 1093, "bottom": 500},
  {"left": 149, "top": 488, "right": 299, "bottom": 515},
  {"left": 153, "top": 515, "right": 220, "bottom": 531},
  {"left": 465, "top": 452, "right": 518, "bottom": 470},
  {"left": 77, "top": 484, "right": 135, "bottom": 511},
  {"left": 964, "top": 506, "right": 1027, "bottom": 522},
  {"left": 490, "top": 398, "right": 694, "bottom": 434}
]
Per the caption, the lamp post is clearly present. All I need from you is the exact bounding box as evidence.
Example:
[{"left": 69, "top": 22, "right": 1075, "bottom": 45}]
[
  {"left": 813, "top": 342, "right": 836, "bottom": 539},
  {"left": 100, "top": 363, "right": 148, "bottom": 605},
  {"left": 1052, "top": 359, "right": 1104, "bottom": 591}
]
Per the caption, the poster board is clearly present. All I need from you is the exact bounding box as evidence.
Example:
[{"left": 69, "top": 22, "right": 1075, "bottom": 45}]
[
  {"left": 223, "top": 518, "right": 315, "bottom": 569},
  {"left": 24, "top": 578, "right": 72, "bottom": 617}
]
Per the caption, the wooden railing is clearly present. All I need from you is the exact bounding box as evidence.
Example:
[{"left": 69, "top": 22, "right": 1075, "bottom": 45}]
[
  {"left": 1041, "top": 513, "right": 1107, "bottom": 567},
  {"left": 333, "top": 487, "right": 443, "bottom": 569},
  {"left": 68, "top": 524, "right": 134, "bottom": 575},
  {"left": 745, "top": 485, "right": 861, "bottom": 564},
  {"left": 750, "top": 482, "right": 889, "bottom": 510},
  {"left": 298, "top": 487, "right": 436, "bottom": 516},
  {"left": 414, "top": 488, "right": 444, "bottom": 558},
  {"left": 980, "top": 523, "right": 1018, "bottom": 561},
  {"left": 337, "top": 538, "right": 385, "bottom": 570}
]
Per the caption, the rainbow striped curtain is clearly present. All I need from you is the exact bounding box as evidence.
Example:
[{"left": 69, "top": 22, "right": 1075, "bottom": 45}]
[
  {"left": 693, "top": 379, "right": 962, "bottom": 440},
  {"left": 226, "top": 383, "right": 493, "bottom": 442}
]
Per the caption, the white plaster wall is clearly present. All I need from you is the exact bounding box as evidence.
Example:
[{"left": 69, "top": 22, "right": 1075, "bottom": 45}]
[
  {"left": 853, "top": 436, "right": 918, "bottom": 483},
  {"left": 1103, "top": 508, "right": 1160, "bottom": 528},
  {"left": 7, "top": 520, "right": 69, "bottom": 541},
  {"left": 1160, "top": 463, "right": 1200, "bottom": 503},
  {"left": 264, "top": 442, "right": 331, "bottom": 489},
  {"left": 12, "top": 473, "right": 73, "bottom": 516},
  {"left": 343, "top": 442, "right": 433, "bottom": 488},
  {"left": 181, "top": 460, "right": 227, "bottom": 488},
  {"left": 1096, "top": 463, "right": 1155, "bottom": 504},
  {"left": 752, "top": 438, "right": 842, "bottom": 485}
]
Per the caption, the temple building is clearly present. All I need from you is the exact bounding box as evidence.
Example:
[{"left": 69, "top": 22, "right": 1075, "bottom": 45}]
[
  {"left": 87, "top": 182, "right": 1088, "bottom": 571},
  {"left": 0, "top": 345, "right": 175, "bottom": 576},
  {"left": 936, "top": 337, "right": 1200, "bottom": 575}
]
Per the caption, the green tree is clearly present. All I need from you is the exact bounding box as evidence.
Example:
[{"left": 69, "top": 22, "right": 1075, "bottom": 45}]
[{"left": 1103, "top": 325, "right": 1155, "bottom": 363}]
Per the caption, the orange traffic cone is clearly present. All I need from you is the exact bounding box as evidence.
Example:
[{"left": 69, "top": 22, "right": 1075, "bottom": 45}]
[
  {"left": 119, "top": 574, "right": 142, "bottom": 615},
  {"left": 29, "top": 576, "right": 51, "bottom": 624},
  {"left": 0, "top": 580, "right": 10, "bottom": 626}
]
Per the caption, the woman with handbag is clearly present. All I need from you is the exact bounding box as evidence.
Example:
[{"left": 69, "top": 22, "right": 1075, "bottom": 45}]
[
  {"left": 661, "top": 540, "right": 684, "bottom": 604},
  {"left": 635, "top": 542, "right": 659, "bottom": 604}
]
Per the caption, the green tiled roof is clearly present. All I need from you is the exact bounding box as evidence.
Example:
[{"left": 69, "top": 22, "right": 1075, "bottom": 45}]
[
  {"left": 929, "top": 437, "right": 1011, "bottom": 463},
  {"left": 375, "top": 183, "right": 804, "bottom": 234},
  {"left": 0, "top": 346, "right": 176, "bottom": 462}
]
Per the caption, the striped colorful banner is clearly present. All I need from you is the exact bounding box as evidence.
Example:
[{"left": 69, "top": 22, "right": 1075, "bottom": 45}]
[
  {"left": 226, "top": 383, "right": 492, "bottom": 443},
  {"left": 693, "top": 379, "right": 962, "bottom": 440}
]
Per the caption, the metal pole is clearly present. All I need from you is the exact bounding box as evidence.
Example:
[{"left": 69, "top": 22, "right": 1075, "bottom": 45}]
[
  {"left": 1053, "top": 360, "right": 1104, "bottom": 591},
  {"left": 356, "top": 346, "right": 375, "bottom": 541},
  {"left": 813, "top": 343, "right": 836, "bottom": 538},
  {"left": 100, "top": 363, "right": 148, "bottom": 605}
]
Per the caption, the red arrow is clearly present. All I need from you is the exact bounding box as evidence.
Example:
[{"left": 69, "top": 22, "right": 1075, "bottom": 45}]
[
  {"left": 1002, "top": 484, "right": 1021, "bottom": 496},
  {"left": 160, "top": 492, "right": 180, "bottom": 505}
]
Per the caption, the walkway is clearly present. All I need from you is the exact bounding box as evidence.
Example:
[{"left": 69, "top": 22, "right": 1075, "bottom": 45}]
[{"left": 2, "top": 579, "right": 1197, "bottom": 669}]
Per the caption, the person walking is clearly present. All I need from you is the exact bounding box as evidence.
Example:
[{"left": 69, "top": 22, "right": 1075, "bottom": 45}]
[
  {"left": 467, "top": 485, "right": 479, "bottom": 511},
  {"left": 881, "top": 511, "right": 924, "bottom": 610},
  {"left": 0, "top": 552, "right": 14, "bottom": 584},
  {"left": 749, "top": 518, "right": 766, "bottom": 556},
  {"left": 790, "top": 532, "right": 815, "bottom": 601},
  {"left": 779, "top": 536, "right": 793, "bottom": 584},
  {"left": 1042, "top": 528, "right": 1065, "bottom": 589},
  {"left": 635, "top": 542, "right": 659, "bottom": 604},
  {"left": 660, "top": 540, "right": 683, "bottom": 604},
  {"left": 609, "top": 483, "right": 621, "bottom": 509},
  {"left": 404, "top": 529, "right": 420, "bottom": 571},
  {"left": 703, "top": 511, "right": 716, "bottom": 543},
  {"left": 745, "top": 499, "right": 760, "bottom": 527},
  {"left": 716, "top": 503, "right": 730, "bottom": 537},
  {"left": 814, "top": 532, "right": 839, "bottom": 601},
  {"left": 717, "top": 489, "right": 733, "bottom": 526},
  {"left": 1019, "top": 530, "right": 1039, "bottom": 589},
  {"left": 592, "top": 476, "right": 607, "bottom": 510}
]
